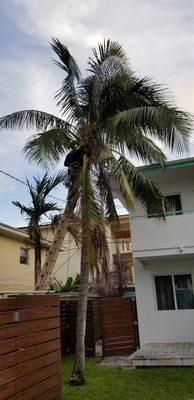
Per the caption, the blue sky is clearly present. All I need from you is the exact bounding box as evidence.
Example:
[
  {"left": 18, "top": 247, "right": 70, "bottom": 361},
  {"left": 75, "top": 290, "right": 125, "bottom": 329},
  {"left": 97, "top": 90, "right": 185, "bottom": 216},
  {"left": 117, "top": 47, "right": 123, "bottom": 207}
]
[{"left": 0, "top": 0, "right": 194, "bottom": 226}]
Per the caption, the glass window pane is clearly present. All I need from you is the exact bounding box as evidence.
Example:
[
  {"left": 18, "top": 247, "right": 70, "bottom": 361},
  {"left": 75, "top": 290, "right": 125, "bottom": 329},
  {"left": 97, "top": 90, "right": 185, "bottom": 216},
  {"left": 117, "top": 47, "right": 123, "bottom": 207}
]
[
  {"left": 174, "top": 274, "right": 194, "bottom": 309},
  {"left": 155, "top": 275, "right": 175, "bottom": 310},
  {"left": 164, "top": 195, "right": 182, "bottom": 215}
]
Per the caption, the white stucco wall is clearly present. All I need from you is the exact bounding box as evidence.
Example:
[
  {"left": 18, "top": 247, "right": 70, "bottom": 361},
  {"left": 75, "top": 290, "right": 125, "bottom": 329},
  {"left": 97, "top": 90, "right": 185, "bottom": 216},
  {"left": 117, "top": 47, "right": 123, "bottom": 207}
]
[
  {"left": 130, "top": 165, "right": 194, "bottom": 259},
  {"left": 135, "top": 257, "right": 194, "bottom": 345}
]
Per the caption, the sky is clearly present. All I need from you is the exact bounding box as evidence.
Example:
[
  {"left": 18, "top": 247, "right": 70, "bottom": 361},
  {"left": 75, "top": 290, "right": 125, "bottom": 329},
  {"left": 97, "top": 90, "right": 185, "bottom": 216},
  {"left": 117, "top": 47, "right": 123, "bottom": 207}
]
[{"left": 0, "top": 0, "right": 194, "bottom": 226}]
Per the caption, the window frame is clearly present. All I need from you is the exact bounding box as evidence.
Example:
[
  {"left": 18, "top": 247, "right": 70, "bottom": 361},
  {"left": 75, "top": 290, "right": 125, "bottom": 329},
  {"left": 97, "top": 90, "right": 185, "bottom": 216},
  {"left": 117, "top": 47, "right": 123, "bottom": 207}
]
[
  {"left": 147, "top": 192, "right": 183, "bottom": 218},
  {"left": 163, "top": 192, "right": 183, "bottom": 216},
  {"left": 153, "top": 272, "right": 194, "bottom": 311},
  {"left": 20, "top": 247, "right": 29, "bottom": 265}
]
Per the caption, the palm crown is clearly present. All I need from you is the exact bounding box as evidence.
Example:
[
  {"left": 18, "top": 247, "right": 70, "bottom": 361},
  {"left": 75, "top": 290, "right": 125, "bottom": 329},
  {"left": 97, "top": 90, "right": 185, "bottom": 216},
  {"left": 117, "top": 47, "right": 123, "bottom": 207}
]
[{"left": 0, "top": 38, "right": 192, "bottom": 274}]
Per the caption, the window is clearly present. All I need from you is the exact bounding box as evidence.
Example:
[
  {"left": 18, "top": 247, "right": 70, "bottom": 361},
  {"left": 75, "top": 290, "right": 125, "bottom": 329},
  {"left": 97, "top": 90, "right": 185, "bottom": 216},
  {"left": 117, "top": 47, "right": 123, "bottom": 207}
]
[
  {"left": 20, "top": 247, "right": 29, "bottom": 264},
  {"left": 147, "top": 194, "right": 182, "bottom": 218},
  {"left": 155, "top": 274, "right": 194, "bottom": 310},
  {"left": 155, "top": 276, "right": 175, "bottom": 310},
  {"left": 164, "top": 194, "right": 182, "bottom": 216}
]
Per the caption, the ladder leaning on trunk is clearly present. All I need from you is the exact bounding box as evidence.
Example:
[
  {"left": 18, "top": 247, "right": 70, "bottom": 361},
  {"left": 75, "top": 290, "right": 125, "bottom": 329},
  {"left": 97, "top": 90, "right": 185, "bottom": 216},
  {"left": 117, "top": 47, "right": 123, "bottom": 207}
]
[{"left": 35, "top": 208, "right": 69, "bottom": 290}]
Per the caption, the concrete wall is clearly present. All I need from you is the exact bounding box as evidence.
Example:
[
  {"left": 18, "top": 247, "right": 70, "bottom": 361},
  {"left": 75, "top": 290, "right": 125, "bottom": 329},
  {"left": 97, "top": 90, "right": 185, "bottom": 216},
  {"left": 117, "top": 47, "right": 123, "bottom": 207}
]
[
  {"left": 135, "top": 256, "right": 194, "bottom": 345},
  {"left": 130, "top": 165, "right": 194, "bottom": 258}
]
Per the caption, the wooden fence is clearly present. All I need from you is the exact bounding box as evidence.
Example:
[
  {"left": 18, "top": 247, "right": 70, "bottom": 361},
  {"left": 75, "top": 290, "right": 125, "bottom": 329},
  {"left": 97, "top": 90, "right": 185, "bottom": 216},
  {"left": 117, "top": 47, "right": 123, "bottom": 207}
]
[
  {"left": 100, "top": 297, "right": 139, "bottom": 357},
  {"left": 60, "top": 298, "right": 101, "bottom": 357},
  {"left": 0, "top": 295, "right": 61, "bottom": 400}
]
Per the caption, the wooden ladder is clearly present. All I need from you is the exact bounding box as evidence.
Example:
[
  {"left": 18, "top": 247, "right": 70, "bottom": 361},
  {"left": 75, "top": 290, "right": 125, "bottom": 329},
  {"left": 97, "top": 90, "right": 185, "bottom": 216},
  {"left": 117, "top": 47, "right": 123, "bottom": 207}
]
[{"left": 36, "top": 208, "right": 70, "bottom": 290}]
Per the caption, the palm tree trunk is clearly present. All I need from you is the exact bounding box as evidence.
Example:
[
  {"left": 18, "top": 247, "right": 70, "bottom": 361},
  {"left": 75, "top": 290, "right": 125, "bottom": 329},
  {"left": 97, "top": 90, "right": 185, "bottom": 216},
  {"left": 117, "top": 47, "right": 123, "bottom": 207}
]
[
  {"left": 70, "top": 155, "right": 90, "bottom": 386},
  {"left": 34, "top": 240, "right": 41, "bottom": 287},
  {"left": 70, "top": 238, "right": 89, "bottom": 385}
]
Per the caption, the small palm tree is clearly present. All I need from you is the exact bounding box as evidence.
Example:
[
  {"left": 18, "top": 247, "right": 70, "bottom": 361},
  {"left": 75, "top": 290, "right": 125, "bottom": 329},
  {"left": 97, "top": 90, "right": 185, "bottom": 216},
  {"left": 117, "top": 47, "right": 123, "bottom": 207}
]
[
  {"left": 13, "top": 172, "right": 65, "bottom": 285},
  {"left": 0, "top": 39, "right": 191, "bottom": 384}
]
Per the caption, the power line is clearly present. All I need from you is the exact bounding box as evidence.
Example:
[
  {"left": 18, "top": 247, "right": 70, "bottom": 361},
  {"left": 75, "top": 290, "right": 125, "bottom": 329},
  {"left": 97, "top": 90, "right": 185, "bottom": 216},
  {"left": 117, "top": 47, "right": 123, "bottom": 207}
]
[
  {"left": 0, "top": 168, "right": 67, "bottom": 204},
  {"left": 0, "top": 168, "right": 128, "bottom": 208},
  {"left": 54, "top": 248, "right": 80, "bottom": 274}
]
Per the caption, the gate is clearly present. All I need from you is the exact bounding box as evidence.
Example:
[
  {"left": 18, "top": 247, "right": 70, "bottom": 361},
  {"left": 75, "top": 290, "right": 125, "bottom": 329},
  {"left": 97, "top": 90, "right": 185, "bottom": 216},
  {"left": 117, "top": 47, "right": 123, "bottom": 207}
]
[
  {"left": 0, "top": 295, "right": 61, "bottom": 400},
  {"left": 60, "top": 298, "right": 101, "bottom": 357},
  {"left": 100, "top": 297, "right": 139, "bottom": 357}
]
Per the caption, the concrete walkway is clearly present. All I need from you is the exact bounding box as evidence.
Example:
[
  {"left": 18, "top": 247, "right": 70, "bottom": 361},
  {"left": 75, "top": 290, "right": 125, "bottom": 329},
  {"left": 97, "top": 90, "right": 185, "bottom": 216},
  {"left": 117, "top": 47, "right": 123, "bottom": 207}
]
[{"left": 131, "top": 342, "right": 194, "bottom": 367}]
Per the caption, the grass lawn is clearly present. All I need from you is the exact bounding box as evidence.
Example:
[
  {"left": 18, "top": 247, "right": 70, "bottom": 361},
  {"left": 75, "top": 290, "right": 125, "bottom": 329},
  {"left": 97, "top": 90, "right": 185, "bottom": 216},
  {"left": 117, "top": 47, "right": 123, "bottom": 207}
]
[{"left": 62, "top": 356, "right": 194, "bottom": 400}]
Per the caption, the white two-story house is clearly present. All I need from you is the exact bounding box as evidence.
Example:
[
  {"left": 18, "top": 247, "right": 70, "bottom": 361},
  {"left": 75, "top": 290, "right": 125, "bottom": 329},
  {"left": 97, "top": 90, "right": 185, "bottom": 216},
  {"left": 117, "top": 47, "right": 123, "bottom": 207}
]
[{"left": 114, "top": 157, "right": 194, "bottom": 348}]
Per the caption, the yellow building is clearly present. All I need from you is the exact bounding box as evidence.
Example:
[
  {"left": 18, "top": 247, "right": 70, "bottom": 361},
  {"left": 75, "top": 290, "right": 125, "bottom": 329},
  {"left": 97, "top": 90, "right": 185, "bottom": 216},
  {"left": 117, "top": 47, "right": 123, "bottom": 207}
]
[
  {"left": 0, "top": 223, "right": 36, "bottom": 291},
  {"left": 0, "top": 215, "right": 133, "bottom": 292}
]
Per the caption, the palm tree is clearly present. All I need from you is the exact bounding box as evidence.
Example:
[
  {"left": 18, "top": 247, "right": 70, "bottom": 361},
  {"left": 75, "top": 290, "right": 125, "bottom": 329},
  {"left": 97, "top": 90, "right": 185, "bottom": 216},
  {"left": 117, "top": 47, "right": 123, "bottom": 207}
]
[
  {"left": 13, "top": 172, "right": 65, "bottom": 285},
  {"left": 0, "top": 38, "right": 191, "bottom": 384}
]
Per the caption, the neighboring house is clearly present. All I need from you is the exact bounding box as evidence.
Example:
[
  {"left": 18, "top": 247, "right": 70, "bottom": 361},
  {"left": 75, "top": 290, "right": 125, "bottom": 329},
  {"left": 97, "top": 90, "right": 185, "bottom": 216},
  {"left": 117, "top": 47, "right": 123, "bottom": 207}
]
[
  {"left": 0, "top": 215, "right": 132, "bottom": 292},
  {"left": 0, "top": 223, "right": 39, "bottom": 291},
  {"left": 115, "top": 157, "right": 194, "bottom": 347},
  {"left": 38, "top": 215, "right": 133, "bottom": 285}
]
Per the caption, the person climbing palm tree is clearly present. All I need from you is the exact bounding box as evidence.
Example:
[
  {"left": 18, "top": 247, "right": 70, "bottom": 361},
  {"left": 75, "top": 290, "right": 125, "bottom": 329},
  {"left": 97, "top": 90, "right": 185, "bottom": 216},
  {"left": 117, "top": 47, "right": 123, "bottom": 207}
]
[{"left": 0, "top": 38, "right": 191, "bottom": 384}]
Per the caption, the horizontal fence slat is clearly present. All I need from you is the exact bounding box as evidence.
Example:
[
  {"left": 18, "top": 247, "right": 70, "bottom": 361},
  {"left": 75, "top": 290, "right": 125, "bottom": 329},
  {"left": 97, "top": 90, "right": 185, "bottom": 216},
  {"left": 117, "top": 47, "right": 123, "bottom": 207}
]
[
  {"left": 0, "top": 337, "right": 17, "bottom": 355},
  {"left": 16, "top": 373, "right": 61, "bottom": 400},
  {"left": 36, "top": 385, "right": 61, "bottom": 400},
  {"left": 16, "top": 362, "right": 60, "bottom": 392},
  {"left": 0, "top": 298, "right": 16, "bottom": 311},
  {"left": 0, "top": 311, "right": 15, "bottom": 326},
  {"left": 19, "top": 307, "right": 60, "bottom": 322},
  {"left": 16, "top": 295, "right": 59, "bottom": 309},
  {"left": 17, "top": 328, "right": 60, "bottom": 349},
  {"left": 0, "top": 381, "right": 15, "bottom": 400},
  {"left": 16, "top": 317, "right": 60, "bottom": 336},
  {"left": 16, "top": 339, "right": 61, "bottom": 363},
  {"left": 16, "top": 350, "right": 61, "bottom": 377},
  {"left": 0, "top": 352, "right": 16, "bottom": 371},
  {"left": 0, "top": 366, "right": 16, "bottom": 386},
  {"left": 0, "top": 325, "right": 16, "bottom": 340}
]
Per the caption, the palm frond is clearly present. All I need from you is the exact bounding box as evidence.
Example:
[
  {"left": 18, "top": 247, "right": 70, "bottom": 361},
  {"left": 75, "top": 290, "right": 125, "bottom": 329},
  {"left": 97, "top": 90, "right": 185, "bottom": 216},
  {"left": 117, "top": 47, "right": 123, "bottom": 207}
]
[
  {"left": 51, "top": 38, "right": 81, "bottom": 80},
  {"left": 88, "top": 39, "right": 129, "bottom": 74},
  {"left": 24, "top": 128, "right": 75, "bottom": 167},
  {"left": 0, "top": 110, "right": 66, "bottom": 131},
  {"left": 106, "top": 106, "right": 191, "bottom": 155},
  {"left": 123, "top": 134, "right": 166, "bottom": 166},
  {"left": 80, "top": 156, "right": 109, "bottom": 279},
  {"left": 12, "top": 201, "right": 33, "bottom": 217},
  {"left": 100, "top": 148, "right": 133, "bottom": 211},
  {"left": 97, "top": 167, "right": 119, "bottom": 227},
  {"left": 51, "top": 38, "right": 81, "bottom": 121},
  {"left": 118, "top": 155, "right": 164, "bottom": 217}
]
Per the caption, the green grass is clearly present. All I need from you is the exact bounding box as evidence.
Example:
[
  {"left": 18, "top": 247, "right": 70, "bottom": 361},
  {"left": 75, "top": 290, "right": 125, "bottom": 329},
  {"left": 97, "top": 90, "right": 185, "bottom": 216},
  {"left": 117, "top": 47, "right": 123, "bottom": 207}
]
[{"left": 62, "top": 356, "right": 194, "bottom": 400}]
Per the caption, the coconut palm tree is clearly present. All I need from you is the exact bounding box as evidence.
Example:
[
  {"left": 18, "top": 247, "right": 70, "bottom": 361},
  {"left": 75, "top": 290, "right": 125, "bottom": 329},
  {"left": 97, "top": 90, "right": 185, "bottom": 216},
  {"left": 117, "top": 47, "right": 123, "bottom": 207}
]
[
  {"left": 0, "top": 38, "right": 191, "bottom": 384},
  {"left": 13, "top": 172, "right": 65, "bottom": 285}
]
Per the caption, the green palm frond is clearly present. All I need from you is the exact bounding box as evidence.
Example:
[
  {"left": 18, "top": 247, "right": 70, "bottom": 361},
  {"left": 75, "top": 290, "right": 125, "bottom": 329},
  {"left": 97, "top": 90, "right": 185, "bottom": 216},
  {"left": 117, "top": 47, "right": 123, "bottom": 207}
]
[
  {"left": 100, "top": 148, "right": 134, "bottom": 210},
  {"left": 124, "top": 134, "right": 167, "bottom": 166},
  {"left": 88, "top": 39, "right": 129, "bottom": 74},
  {"left": 97, "top": 167, "right": 119, "bottom": 227},
  {"left": 0, "top": 110, "right": 66, "bottom": 131},
  {"left": 106, "top": 106, "right": 191, "bottom": 154},
  {"left": 118, "top": 155, "right": 164, "bottom": 217},
  {"left": 80, "top": 155, "right": 109, "bottom": 278},
  {"left": 24, "top": 128, "right": 75, "bottom": 167},
  {"left": 52, "top": 38, "right": 81, "bottom": 121},
  {"left": 51, "top": 38, "right": 81, "bottom": 80}
]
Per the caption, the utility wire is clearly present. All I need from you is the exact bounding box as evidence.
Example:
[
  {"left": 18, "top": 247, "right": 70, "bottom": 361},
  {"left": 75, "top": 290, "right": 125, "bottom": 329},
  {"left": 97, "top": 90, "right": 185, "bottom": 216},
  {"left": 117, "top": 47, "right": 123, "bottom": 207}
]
[
  {"left": 0, "top": 168, "right": 127, "bottom": 208},
  {"left": 0, "top": 168, "right": 67, "bottom": 203}
]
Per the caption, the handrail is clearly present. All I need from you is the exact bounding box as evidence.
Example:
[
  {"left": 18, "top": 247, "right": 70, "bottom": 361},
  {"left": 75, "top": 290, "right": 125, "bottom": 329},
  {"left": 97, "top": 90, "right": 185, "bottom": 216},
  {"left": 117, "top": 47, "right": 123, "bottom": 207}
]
[{"left": 131, "top": 209, "right": 194, "bottom": 220}]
